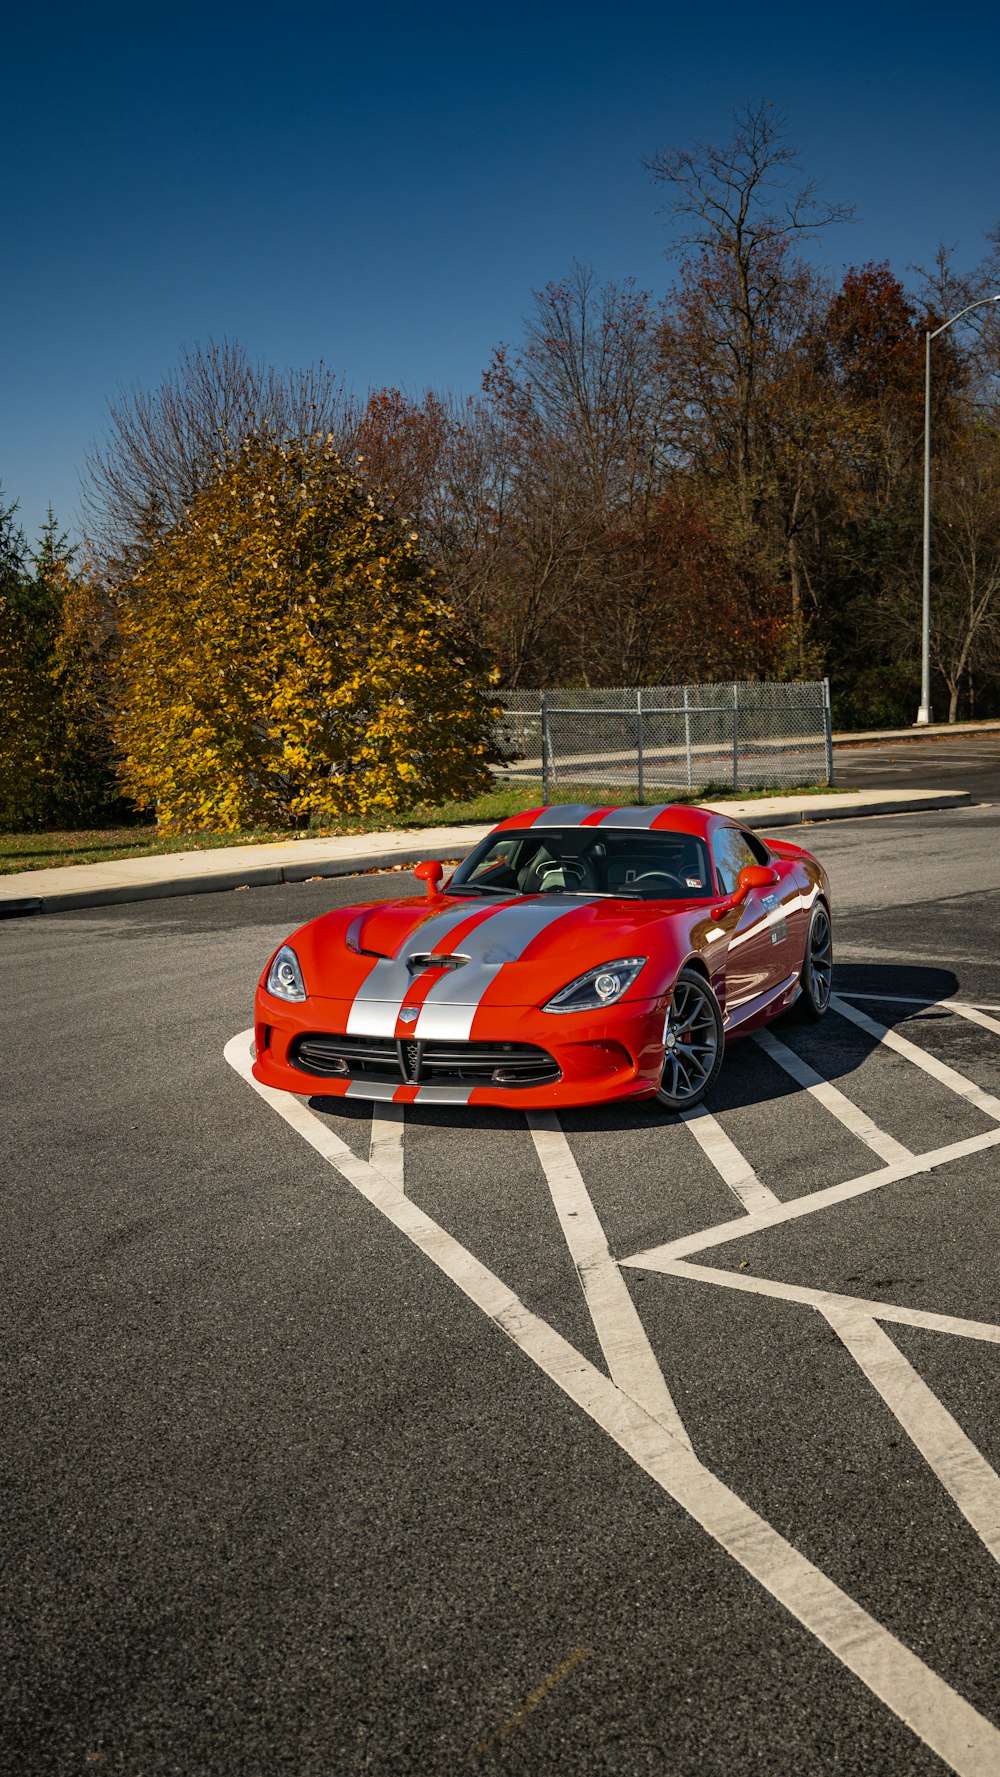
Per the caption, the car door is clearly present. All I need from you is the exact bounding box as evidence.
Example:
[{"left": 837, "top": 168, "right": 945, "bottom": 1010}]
[{"left": 713, "top": 826, "right": 788, "bottom": 1013}]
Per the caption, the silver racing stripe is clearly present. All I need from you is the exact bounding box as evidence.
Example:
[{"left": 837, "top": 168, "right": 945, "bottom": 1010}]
[
  {"left": 337, "top": 1081, "right": 473, "bottom": 1106},
  {"left": 532, "top": 804, "right": 598, "bottom": 827},
  {"left": 414, "top": 896, "right": 593, "bottom": 1040},
  {"left": 345, "top": 900, "right": 493, "bottom": 1037},
  {"left": 345, "top": 895, "right": 593, "bottom": 1038},
  {"left": 597, "top": 805, "right": 673, "bottom": 829}
]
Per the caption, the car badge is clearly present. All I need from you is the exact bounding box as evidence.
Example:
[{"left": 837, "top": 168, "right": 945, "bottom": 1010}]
[{"left": 399, "top": 1006, "right": 420, "bottom": 1024}]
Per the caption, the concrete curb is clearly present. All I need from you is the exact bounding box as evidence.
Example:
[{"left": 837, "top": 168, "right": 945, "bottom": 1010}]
[
  {"left": 833, "top": 720, "right": 1000, "bottom": 747},
  {"left": 0, "top": 790, "right": 975, "bottom": 917},
  {"left": 731, "top": 791, "right": 973, "bottom": 831},
  {"left": 0, "top": 844, "right": 477, "bottom": 917}
]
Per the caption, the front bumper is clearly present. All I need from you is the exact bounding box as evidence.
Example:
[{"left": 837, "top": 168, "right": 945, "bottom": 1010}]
[{"left": 251, "top": 990, "right": 667, "bottom": 1108}]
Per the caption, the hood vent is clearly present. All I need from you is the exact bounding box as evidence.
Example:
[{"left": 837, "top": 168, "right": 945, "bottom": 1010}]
[
  {"left": 406, "top": 952, "right": 469, "bottom": 974},
  {"left": 345, "top": 914, "right": 389, "bottom": 959}
]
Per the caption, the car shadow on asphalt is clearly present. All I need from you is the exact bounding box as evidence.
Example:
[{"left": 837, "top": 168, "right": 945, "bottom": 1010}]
[
  {"left": 307, "top": 1095, "right": 529, "bottom": 1140},
  {"left": 306, "top": 963, "right": 963, "bottom": 1136},
  {"left": 564, "top": 962, "right": 965, "bottom": 1130}
]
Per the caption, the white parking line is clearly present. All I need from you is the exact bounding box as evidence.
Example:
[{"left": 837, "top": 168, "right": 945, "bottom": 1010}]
[
  {"left": 527, "top": 1112, "right": 691, "bottom": 1449},
  {"left": 679, "top": 1105, "right": 779, "bottom": 1212},
  {"left": 662, "top": 1251, "right": 1000, "bottom": 1559},
  {"left": 369, "top": 1104, "right": 406, "bottom": 1192},
  {"left": 622, "top": 1123, "right": 1000, "bottom": 1269},
  {"left": 653, "top": 1259, "right": 1000, "bottom": 1345},
  {"left": 224, "top": 1029, "right": 1000, "bottom": 1777},
  {"left": 821, "top": 1307, "right": 1000, "bottom": 1563},
  {"left": 840, "top": 993, "right": 967, "bottom": 1005},
  {"left": 830, "top": 995, "right": 1000, "bottom": 1122},
  {"left": 840, "top": 993, "right": 1000, "bottom": 1040},
  {"left": 931, "top": 1004, "right": 1000, "bottom": 1039},
  {"left": 753, "top": 1027, "right": 912, "bottom": 1165}
]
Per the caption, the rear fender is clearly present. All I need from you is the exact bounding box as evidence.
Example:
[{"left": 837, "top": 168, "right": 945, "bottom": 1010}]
[{"left": 768, "top": 837, "right": 812, "bottom": 861}]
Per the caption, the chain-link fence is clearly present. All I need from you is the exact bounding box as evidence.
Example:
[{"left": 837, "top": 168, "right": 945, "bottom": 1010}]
[{"left": 495, "top": 681, "right": 833, "bottom": 799}]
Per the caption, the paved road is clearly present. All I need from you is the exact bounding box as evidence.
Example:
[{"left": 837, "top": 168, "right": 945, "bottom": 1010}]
[
  {"left": 835, "top": 733, "right": 1000, "bottom": 801},
  {"left": 4, "top": 802, "right": 1000, "bottom": 1775},
  {"left": 509, "top": 728, "right": 1000, "bottom": 805}
]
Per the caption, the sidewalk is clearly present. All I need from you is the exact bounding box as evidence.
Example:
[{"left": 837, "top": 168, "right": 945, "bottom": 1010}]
[
  {"left": 0, "top": 788, "right": 973, "bottom": 915},
  {"left": 833, "top": 719, "right": 1000, "bottom": 747}
]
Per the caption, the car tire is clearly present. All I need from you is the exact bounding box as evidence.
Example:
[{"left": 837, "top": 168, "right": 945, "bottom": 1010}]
[
  {"left": 792, "top": 900, "right": 833, "bottom": 1021},
  {"left": 655, "top": 967, "right": 725, "bottom": 1113}
]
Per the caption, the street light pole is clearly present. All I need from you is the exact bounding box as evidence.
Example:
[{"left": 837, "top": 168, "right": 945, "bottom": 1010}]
[
  {"left": 918, "top": 327, "right": 933, "bottom": 724},
  {"left": 917, "top": 293, "right": 1000, "bottom": 726}
]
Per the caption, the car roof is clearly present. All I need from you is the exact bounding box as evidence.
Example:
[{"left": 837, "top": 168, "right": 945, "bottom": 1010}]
[{"left": 490, "top": 804, "right": 725, "bottom": 839}]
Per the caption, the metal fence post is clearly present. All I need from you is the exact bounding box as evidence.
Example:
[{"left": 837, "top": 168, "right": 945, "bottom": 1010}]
[
  {"left": 683, "top": 686, "right": 693, "bottom": 790},
  {"left": 541, "top": 692, "right": 550, "bottom": 804},
  {"left": 822, "top": 678, "right": 834, "bottom": 785},
  {"left": 636, "top": 687, "right": 645, "bottom": 804},
  {"left": 732, "top": 684, "right": 740, "bottom": 793}
]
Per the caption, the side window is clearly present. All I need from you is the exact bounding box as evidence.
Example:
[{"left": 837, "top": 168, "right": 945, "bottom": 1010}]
[
  {"left": 713, "top": 827, "right": 761, "bottom": 894},
  {"left": 469, "top": 841, "right": 513, "bottom": 879}
]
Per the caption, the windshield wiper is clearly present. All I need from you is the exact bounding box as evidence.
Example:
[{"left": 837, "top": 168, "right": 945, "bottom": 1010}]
[
  {"left": 539, "top": 889, "right": 646, "bottom": 899},
  {"left": 448, "top": 882, "right": 520, "bottom": 897},
  {"left": 448, "top": 885, "right": 655, "bottom": 900}
]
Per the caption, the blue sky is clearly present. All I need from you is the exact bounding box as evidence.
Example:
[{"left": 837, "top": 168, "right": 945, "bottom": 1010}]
[{"left": 4, "top": 0, "right": 1000, "bottom": 549}]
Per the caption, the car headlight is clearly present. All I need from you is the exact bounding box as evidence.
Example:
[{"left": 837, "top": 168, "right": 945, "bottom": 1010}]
[
  {"left": 265, "top": 944, "right": 307, "bottom": 1001},
  {"left": 543, "top": 956, "right": 646, "bottom": 1013}
]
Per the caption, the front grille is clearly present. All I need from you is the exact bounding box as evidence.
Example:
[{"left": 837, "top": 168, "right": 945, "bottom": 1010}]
[
  {"left": 288, "top": 1033, "right": 560, "bottom": 1089},
  {"left": 292, "top": 1033, "right": 399, "bottom": 1081},
  {"left": 419, "top": 1043, "right": 560, "bottom": 1086}
]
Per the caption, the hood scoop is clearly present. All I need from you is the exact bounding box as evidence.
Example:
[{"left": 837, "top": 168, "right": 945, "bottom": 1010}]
[{"left": 406, "top": 952, "right": 469, "bottom": 974}]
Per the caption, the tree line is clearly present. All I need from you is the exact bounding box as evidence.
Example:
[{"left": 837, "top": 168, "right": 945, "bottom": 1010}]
[{"left": 4, "top": 102, "right": 1000, "bottom": 831}]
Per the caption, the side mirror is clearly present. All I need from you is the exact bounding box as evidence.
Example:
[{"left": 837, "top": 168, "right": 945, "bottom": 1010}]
[
  {"left": 737, "top": 864, "right": 779, "bottom": 900},
  {"left": 713, "top": 863, "right": 779, "bottom": 918},
  {"left": 414, "top": 858, "right": 444, "bottom": 899}
]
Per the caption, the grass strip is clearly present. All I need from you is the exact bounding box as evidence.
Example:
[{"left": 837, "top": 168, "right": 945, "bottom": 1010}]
[{"left": 0, "top": 780, "right": 841, "bottom": 875}]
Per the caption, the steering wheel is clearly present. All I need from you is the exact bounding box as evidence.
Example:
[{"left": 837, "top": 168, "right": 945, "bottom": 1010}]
[{"left": 628, "top": 870, "right": 689, "bottom": 897}]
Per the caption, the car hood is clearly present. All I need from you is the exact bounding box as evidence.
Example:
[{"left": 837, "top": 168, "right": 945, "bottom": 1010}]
[{"left": 289, "top": 891, "right": 710, "bottom": 1009}]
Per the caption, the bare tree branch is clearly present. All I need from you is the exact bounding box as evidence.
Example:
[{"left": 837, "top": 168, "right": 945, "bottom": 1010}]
[
  {"left": 81, "top": 339, "right": 356, "bottom": 575},
  {"left": 645, "top": 100, "right": 854, "bottom": 261}
]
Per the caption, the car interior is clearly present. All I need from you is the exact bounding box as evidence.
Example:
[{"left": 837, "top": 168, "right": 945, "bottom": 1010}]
[{"left": 452, "top": 829, "right": 716, "bottom": 900}]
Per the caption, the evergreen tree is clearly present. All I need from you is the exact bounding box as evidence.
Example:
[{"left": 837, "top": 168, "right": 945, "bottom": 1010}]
[{"left": 0, "top": 496, "right": 125, "bottom": 829}]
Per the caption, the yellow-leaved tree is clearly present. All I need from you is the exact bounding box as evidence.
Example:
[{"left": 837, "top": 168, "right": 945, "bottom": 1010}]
[{"left": 112, "top": 436, "right": 499, "bottom": 830}]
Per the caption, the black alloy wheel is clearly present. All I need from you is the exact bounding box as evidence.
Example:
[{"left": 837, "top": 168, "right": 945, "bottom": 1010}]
[
  {"left": 794, "top": 901, "right": 833, "bottom": 1020},
  {"left": 655, "top": 968, "right": 724, "bottom": 1112}
]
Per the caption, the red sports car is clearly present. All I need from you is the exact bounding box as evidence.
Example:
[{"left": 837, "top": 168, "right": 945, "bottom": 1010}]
[{"left": 252, "top": 804, "right": 832, "bottom": 1113}]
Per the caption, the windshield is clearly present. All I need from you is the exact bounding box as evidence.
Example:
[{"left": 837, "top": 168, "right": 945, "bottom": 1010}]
[{"left": 448, "top": 827, "right": 715, "bottom": 901}]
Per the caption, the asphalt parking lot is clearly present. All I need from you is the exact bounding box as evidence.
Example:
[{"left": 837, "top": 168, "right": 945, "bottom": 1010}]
[
  {"left": 4, "top": 796, "right": 1000, "bottom": 1775},
  {"left": 835, "top": 732, "right": 1000, "bottom": 802}
]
